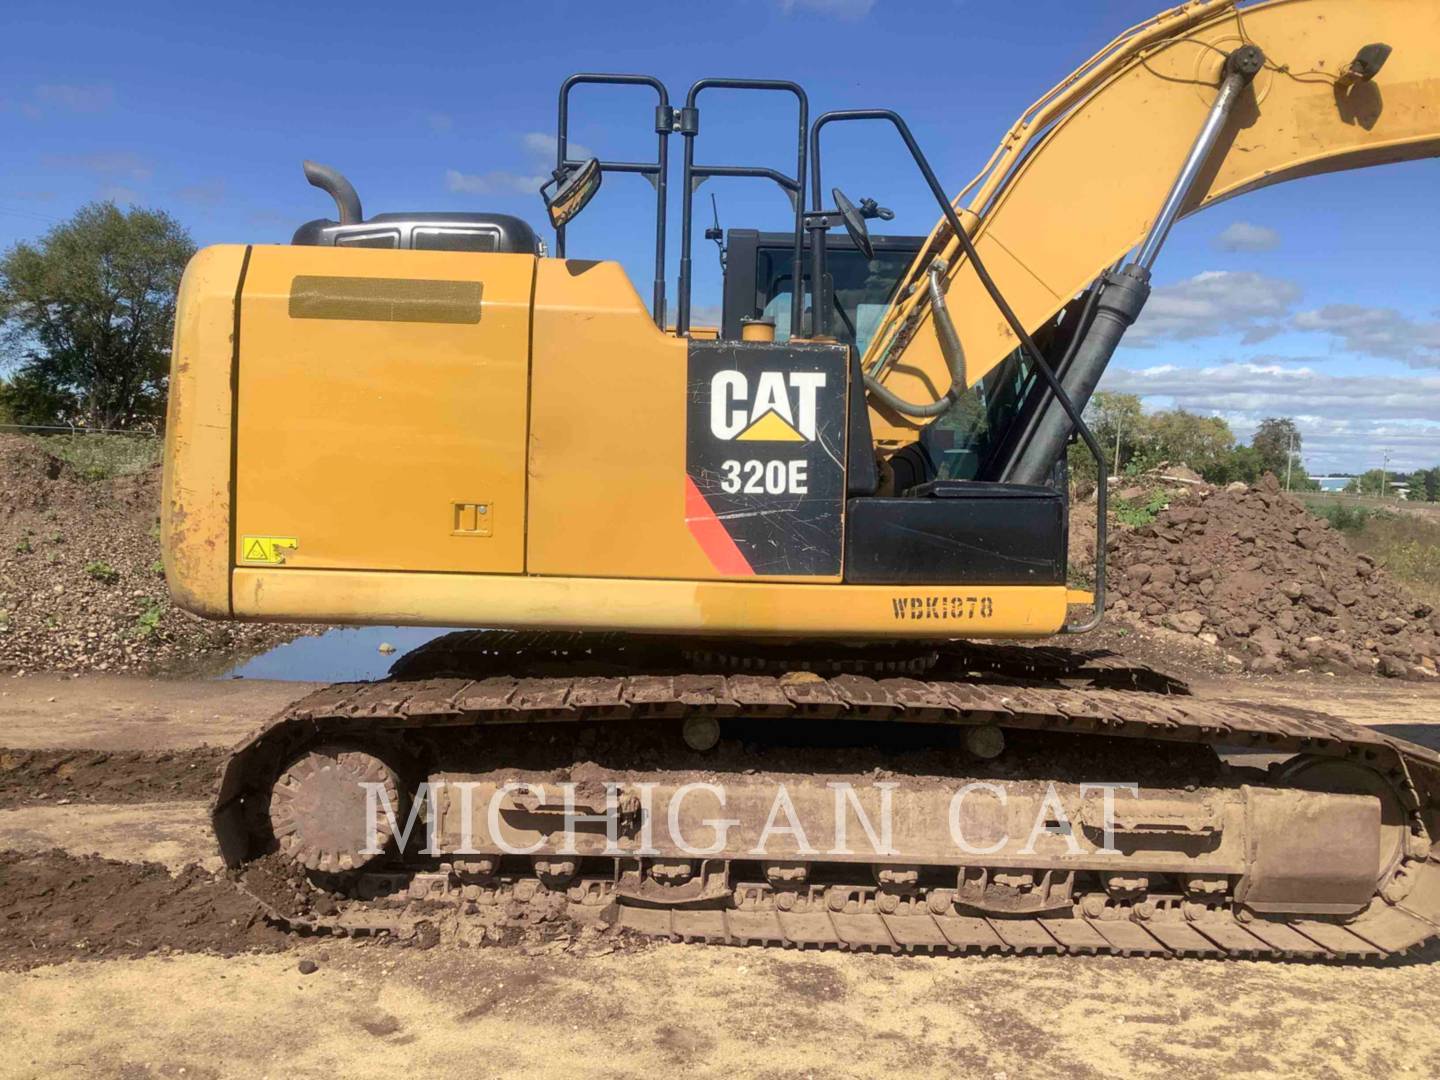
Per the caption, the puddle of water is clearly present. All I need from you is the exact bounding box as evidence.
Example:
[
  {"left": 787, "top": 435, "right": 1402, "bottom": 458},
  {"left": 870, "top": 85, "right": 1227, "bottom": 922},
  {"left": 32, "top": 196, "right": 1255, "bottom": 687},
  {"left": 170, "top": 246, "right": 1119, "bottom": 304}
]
[{"left": 224, "top": 626, "right": 462, "bottom": 683}]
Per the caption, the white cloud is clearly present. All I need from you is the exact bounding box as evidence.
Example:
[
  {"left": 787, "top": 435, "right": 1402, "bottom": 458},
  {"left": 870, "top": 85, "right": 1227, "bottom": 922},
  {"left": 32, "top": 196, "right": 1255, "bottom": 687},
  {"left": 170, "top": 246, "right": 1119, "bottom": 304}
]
[
  {"left": 445, "top": 132, "right": 596, "bottom": 199},
  {"left": 1292, "top": 304, "right": 1440, "bottom": 369},
  {"left": 33, "top": 83, "right": 115, "bottom": 114},
  {"left": 690, "top": 304, "right": 724, "bottom": 327},
  {"left": 43, "top": 150, "right": 152, "bottom": 182},
  {"left": 1127, "top": 271, "right": 1440, "bottom": 367},
  {"left": 1214, "top": 221, "right": 1279, "bottom": 252},
  {"left": 176, "top": 179, "right": 225, "bottom": 206},
  {"left": 521, "top": 131, "right": 595, "bottom": 163},
  {"left": 1128, "top": 270, "right": 1300, "bottom": 345},
  {"left": 778, "top": 0, "right": 875, "bottom": 18},
  {"left": 1108, "top": 362, "right": 1440, "bottom": 420},
  {"left": 7, "top": 83, "right": 115, "bottom": 118},
  {"left": 1104, "top": 361, "right": 1440, "bottom": 469},
  {"left": 1292, "top": 420, "right": 1440, "bottom": 472},
  {"left": 1241, "top": 352, "right": 1331, "bottom": 365},
  {"left": 98, "top": 185, "right": 142, "bottom": 205},
  {"left": 445, "top": 167, "right": 545, "bottom": 196}
]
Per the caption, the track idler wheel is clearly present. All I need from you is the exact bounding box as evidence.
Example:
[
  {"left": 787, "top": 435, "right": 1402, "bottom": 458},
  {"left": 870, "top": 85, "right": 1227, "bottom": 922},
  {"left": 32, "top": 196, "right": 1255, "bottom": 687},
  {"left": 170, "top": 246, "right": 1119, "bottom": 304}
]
[
  {"left": 270, "top": 745, "right": 404, "bottom": 873},
  {"left": 1273, "top": 755, "right": 1411, "bottom": 886}
]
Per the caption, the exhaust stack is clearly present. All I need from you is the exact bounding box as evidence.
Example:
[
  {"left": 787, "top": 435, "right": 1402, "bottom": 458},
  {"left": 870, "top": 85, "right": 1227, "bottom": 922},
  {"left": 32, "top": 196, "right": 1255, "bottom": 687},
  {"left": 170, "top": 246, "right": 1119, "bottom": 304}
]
[{"left": 302, "top": 160, "right": 363, "bottom": 225}]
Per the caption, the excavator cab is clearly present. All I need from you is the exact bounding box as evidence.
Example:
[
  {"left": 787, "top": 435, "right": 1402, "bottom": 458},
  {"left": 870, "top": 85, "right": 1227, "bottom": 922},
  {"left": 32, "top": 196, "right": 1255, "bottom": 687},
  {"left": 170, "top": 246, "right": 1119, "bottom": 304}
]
[
  {"left": 719, "top": 229, "right": 923, "bottom": 355},
  {"left": 163, "top": 71, "right": 1082, "bottom": 640}
]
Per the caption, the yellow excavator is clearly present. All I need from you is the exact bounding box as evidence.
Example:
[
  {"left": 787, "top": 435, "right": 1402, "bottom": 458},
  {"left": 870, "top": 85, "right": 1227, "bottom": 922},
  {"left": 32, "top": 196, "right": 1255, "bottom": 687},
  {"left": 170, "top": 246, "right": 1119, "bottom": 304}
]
[{"left": 163, "top": 0, "right": 1440, "bottom": 958}]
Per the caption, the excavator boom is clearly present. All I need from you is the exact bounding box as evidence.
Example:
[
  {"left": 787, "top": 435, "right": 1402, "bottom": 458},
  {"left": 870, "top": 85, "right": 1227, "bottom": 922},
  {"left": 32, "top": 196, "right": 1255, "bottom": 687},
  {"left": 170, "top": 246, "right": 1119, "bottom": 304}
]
[{"left": 865, "top": 0, "right": 1440, "bottom": 443}]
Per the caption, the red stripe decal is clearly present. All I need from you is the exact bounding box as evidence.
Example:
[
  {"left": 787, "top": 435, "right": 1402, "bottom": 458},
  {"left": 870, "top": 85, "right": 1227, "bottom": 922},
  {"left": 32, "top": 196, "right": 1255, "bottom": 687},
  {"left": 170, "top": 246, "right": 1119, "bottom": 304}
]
[{"left": 684, "top": 476, "right": 755, "bottom": 577}]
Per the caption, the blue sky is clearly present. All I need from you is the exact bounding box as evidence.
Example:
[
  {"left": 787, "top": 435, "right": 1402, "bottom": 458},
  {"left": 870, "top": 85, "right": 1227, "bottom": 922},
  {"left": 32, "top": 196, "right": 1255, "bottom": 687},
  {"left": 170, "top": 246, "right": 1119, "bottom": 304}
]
[{"left": 4, "top": 0, "right": 1438, "bottom": 473}]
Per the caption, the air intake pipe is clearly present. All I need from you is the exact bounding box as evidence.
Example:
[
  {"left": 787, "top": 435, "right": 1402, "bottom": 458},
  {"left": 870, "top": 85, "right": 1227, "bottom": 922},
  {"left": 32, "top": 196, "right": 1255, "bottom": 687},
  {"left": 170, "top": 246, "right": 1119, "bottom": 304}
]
[{"left": 302, "top": 160, "right": 363, "bottom": 225}]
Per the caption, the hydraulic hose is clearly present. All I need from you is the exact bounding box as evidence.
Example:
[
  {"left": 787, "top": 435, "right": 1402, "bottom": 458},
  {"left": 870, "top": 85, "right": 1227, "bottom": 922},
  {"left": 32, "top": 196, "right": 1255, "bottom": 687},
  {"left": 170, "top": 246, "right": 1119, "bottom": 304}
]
[{"left": 862, "top": 261, "right": 965, "bottom": 418}]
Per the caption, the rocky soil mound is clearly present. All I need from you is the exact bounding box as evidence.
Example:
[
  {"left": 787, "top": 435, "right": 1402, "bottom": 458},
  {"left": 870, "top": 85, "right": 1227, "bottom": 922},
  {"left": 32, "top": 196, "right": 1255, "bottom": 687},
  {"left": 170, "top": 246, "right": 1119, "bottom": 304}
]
[
  {"left": 0, "top": 435, "right": 315, "bottom": 674},
  {"left": 1110, "top": 474, "right": 1440, "bottom": 679}
]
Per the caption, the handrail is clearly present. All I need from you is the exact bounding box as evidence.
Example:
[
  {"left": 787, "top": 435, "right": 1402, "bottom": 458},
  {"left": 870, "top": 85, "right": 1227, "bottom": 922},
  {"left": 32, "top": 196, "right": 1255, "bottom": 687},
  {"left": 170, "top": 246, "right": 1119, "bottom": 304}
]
[
  {"left": 675, "top": 78, "right": 808, "bottom": 339},
  {"left": 809, "top": 108, "right": 1108, "bottom": 632},
  {"left": 555, "top": 74, "right": 673, "bottom": 328}
]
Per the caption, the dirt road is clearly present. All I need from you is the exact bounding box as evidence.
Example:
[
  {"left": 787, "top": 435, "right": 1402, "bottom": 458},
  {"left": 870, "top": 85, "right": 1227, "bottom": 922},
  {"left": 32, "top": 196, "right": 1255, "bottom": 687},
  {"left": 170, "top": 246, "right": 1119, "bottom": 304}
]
[{"left": 1, "top": 672, "right": 1438, "bottom": 1080}]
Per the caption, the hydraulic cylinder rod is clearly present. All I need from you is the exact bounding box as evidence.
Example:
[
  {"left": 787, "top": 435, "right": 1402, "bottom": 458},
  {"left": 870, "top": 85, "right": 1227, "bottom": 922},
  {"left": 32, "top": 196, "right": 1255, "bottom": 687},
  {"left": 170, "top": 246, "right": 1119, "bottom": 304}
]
[
  {"left": 1136, "top": 45, "right": 1264, "bottom": 270},
  {"left": 999, "top": 46, "right": 1263, "bottom": 488}
]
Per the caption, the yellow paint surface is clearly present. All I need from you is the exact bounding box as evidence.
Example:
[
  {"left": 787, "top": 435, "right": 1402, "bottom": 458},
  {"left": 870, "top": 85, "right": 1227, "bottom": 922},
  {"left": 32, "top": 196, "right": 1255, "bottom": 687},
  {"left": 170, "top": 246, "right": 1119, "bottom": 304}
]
[
  {"left": 161, "top": 244, "right": 249, "bottom": 617},
  {"left": 233, "top": 246, "right": 535, "bottom": 574},
  {"left": 233, "top": 567, "right": 1069, "bottom": 639}
]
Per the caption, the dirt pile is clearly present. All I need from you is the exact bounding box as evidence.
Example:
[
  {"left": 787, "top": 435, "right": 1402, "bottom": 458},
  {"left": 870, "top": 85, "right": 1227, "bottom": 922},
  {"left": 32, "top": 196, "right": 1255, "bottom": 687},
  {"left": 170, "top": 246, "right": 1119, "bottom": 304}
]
[
  {"left": 0, "top": 850, "right": 288, "bottom": 969},
  {"left": 1110, "top": 474, "right": 1440, "bottom": 678},
  {"left": 0, "top": 435, "right": 316, "bottom": 674},
  {"left": 0, "top": 746, "right": 226, "bottom": 808}
]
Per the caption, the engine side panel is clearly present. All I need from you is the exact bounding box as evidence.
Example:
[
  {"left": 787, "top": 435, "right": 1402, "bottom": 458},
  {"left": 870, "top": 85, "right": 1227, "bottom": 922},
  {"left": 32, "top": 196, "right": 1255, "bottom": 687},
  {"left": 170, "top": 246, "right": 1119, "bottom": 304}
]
[
  {"left": 164, "top": 245, "right": 1072, "bottom": 636},
  {"left": 232, "top": 246, "right": 535, "bottom": 575}
]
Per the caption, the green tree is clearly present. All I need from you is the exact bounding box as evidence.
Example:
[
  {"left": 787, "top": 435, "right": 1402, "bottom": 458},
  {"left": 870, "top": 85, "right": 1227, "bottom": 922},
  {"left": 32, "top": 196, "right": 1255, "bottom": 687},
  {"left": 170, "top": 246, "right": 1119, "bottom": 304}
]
[
  {"left": 1424, "top": 467, "right": 1440, "bottom": 503},
  {"left": 1065, "top": 391, "right": 1150, "bottom": 490},
  {"left": 1209, "top": 444, "right": 1266, "bottom": 485},
  {"left": 0, "top": 202, "right": 195, "bottom": 429},
  {"left": 1251, "top": 417, "right": 1302, "bottom": 476},
  {"left": 1144, "top": 408, "right": 1235, "bottom": 479},
  {"left": 1287, "top": 462, "right": 1321, "bottom": 492},
  {"left": 1344, "top": 468, "right": 1390, "bottom": 496},
  {"left": 1087, "top": 391, "right": 1148, "bottom": 472}
]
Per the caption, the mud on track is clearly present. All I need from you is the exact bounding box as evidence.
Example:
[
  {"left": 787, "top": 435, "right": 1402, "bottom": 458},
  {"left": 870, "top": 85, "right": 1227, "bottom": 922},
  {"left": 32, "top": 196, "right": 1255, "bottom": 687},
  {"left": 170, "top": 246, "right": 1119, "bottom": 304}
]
[{"left": 0, "top": 747, "right": 224, "bottom": 808}]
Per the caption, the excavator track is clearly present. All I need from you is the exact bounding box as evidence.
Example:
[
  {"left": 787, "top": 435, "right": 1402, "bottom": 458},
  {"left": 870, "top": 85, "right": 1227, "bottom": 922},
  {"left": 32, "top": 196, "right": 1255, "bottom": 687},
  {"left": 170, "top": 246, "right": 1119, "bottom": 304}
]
[{"left": 216, "top": 650, "right": 1440, "bottom": 962}]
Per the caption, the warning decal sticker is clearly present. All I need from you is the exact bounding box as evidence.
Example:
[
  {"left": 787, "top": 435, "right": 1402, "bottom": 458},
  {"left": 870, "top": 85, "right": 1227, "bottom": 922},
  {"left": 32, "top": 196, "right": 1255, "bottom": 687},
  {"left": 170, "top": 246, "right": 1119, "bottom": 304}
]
[{"left": 240, "top": 535, "right": 298, "bottom": 564}]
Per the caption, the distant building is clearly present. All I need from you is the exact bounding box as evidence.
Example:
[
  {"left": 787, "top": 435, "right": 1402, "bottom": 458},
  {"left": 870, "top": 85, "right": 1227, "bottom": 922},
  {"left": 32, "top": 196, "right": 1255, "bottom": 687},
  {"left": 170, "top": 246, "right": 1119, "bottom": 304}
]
[{"left": 1313, "top": 477, "right": 1411, "bottom": 499}]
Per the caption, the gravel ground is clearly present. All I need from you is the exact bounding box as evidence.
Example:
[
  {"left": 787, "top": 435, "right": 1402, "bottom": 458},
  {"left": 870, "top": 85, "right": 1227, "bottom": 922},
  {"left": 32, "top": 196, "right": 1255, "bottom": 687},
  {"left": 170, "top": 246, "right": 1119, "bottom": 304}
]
[{"left": 0, "top": 435, "right": 318, "bottom": 675}]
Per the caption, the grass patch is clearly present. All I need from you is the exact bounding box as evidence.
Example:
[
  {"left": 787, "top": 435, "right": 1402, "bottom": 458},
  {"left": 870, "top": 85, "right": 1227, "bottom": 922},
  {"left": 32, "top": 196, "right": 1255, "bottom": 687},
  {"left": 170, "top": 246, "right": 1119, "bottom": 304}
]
[
  {"left": 84, "top": 561, "right": 120, "bottom": 584},
  {"left": 1306, "top": 500, "right": 1385, "bottom": 533},
  {"left": 1307, "top": 502, "right": 1440, "bottom": 608},
  {"left": 31, "top": 433, "right": 160, "bottom": 480},
  {"left": 133, "top": 601, "right": 165, "bottom": 638},
  {"left": 1113, "top": 490, "right": 1169, "bottom": 528}
]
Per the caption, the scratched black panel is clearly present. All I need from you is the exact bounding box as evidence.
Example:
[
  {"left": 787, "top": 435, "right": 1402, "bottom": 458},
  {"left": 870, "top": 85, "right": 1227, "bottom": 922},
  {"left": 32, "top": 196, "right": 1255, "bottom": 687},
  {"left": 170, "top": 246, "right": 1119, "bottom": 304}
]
[
  {"left": 843, "top": 490, "right": 1067, "bottom": 585},
  {"left": 686, "top": 340, "right": 848, "bottom": 576}
]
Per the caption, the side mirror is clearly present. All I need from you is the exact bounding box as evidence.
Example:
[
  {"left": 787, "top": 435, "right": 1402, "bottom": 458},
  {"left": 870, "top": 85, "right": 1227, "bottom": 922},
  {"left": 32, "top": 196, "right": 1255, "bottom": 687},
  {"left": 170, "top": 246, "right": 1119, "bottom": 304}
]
[
  {"left": 540, "top": 158, "right": 603, "bottom": 229},
  {"left": 832, "top": 187, "right": 874, "bottom": 260}
]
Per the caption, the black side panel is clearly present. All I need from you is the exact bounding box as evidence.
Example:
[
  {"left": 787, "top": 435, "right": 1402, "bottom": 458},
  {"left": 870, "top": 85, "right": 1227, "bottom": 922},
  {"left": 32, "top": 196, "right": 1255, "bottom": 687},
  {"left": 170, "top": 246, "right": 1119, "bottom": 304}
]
[
  {"left": 686, "top": 340, "right": 849, "bottom": 576},
  {"left": 720, "top": 230, "right": 760, "bottom": 340},
  {"left": 846, "top": 346, "right": 878, "bottom": 497},
  {"left": 843, "top": 487, "right": 1067, "bottom": 585}
]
